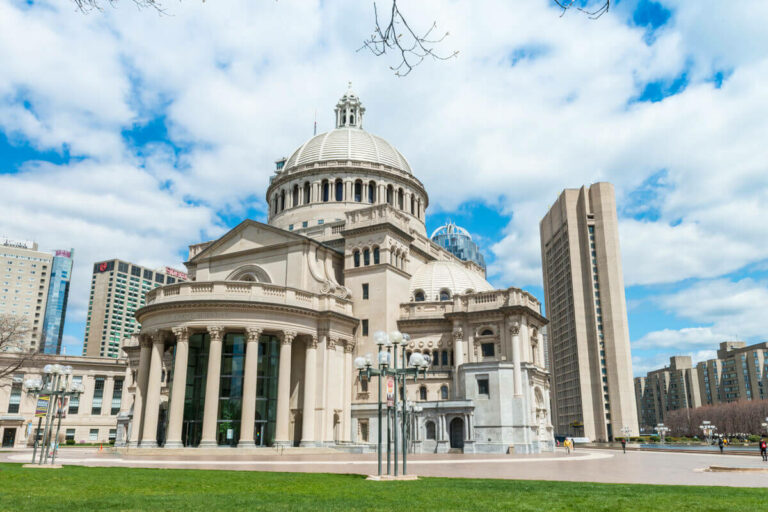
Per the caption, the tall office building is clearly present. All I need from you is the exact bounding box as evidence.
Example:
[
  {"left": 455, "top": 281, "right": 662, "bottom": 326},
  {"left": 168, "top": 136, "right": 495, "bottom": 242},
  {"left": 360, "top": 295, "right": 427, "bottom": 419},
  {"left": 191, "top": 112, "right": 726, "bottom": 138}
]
[
  {"left": 83, "top": 260, "right": 187, "bottom": 358},
  {"left": 540, "top": 182, "right": 638, "bottom": 441},
  {"left": 634, "top": 356, "right": 702, "bottom": 433},
  {"left": 696, "top": 341, "right": 768, "bottom": 404},
  {"left": 1, "top": 240, "right": 53, "bottom": 351},
  {"left": 40, "top": 249, "right": 74, "bottom": 354}
]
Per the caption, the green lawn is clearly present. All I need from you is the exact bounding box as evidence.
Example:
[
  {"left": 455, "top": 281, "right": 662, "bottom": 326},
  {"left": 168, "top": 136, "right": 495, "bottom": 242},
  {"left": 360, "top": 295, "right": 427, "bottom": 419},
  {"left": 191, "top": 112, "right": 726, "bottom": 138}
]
[{"left": 0, "top": 463, "right": 763, "bottom": 511}]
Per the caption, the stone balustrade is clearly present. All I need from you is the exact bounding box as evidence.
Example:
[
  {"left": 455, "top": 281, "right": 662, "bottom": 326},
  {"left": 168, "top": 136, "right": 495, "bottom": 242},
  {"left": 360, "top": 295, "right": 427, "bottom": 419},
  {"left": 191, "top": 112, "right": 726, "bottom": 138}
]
[
  {"left": 399, "top": 287, "right": 542, "bottom": 319},
  {"left": 145, "top": 280, "right": 354, "bottom": 315}
]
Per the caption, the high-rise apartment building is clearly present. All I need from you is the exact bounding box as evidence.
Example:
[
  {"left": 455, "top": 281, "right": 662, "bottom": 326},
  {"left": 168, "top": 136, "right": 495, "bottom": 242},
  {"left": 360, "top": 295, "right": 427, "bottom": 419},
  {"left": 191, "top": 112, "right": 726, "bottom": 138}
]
[
  {"left": 696, "top": 341, "right": 768, "bottom": 404},
  {"left": 1, "top": 239, "right": 72, "bottom": 353},
  {"left": 540, "top": 182, "right": 638, "bottom": 441},
  {"left": 40, "top": 249, "right": 74, "bottom": 354},
  {"left": 83, "top": 260, "right": 187, "bottom": 358},
  {"left": 634, "top": 356, "right": 702, "bottom": 433}
]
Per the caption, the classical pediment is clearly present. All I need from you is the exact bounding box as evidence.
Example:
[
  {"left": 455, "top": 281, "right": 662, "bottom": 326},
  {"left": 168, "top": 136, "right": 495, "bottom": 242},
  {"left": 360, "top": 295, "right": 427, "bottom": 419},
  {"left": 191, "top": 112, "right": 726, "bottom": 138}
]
[{"left": 190, "top": 220, "right": 307, "bottom": 262}]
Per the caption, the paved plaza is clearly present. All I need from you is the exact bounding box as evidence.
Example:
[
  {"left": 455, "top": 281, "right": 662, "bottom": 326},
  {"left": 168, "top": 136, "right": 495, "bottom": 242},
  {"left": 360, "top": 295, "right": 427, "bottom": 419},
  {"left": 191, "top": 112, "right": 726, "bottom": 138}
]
[{"left": 3, "top": 447, "right": 768, "bottom": 487}]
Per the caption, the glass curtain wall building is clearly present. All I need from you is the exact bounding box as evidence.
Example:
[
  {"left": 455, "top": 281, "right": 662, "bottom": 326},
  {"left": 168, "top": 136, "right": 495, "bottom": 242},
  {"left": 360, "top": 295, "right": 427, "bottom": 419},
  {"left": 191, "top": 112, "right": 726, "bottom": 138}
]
[
  {"left": 40, "top": 249, "right": 74, "bottom": 354},
  {"left": 430, "top": 222, "right": 486, "bottom": 272}
]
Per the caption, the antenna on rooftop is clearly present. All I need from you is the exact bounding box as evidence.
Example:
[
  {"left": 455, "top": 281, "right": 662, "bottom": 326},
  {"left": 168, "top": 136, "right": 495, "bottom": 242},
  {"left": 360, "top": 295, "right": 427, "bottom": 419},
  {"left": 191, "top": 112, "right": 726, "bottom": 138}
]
[{"left": 314, "top": 109, "right": 317, "bottom": 136}]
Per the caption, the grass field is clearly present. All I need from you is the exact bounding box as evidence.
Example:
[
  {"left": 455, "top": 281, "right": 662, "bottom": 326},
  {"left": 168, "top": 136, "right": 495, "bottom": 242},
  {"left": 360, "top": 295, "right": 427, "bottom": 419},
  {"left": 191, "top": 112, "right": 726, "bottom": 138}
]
[{"left": 0, "top": 463, "right": 763, "bottom": 511}]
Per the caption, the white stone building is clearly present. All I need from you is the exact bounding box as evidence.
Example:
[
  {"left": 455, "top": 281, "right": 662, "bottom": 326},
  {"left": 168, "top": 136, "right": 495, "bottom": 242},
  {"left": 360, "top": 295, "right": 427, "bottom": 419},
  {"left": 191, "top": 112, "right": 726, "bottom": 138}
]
[{"left": 126, "top": 87, "right": 554, "bottom": 454}]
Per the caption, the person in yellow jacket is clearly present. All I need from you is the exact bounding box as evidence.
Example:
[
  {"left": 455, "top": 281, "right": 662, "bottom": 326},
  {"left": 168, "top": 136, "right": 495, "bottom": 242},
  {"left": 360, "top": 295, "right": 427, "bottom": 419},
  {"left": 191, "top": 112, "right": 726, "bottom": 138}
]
[{"left": 564, "top": 438, "right": 572, "bottom": 455}]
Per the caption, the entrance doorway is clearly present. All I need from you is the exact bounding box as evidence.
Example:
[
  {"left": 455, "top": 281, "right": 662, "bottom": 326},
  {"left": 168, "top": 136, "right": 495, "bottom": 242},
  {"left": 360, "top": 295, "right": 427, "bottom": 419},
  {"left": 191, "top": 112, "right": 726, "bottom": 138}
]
[
  {"left": 449, "top": 418, "right": 464, "bottom": 450},
  {"left": 2, "top": 428, "right": 16, "bottom": 448}
]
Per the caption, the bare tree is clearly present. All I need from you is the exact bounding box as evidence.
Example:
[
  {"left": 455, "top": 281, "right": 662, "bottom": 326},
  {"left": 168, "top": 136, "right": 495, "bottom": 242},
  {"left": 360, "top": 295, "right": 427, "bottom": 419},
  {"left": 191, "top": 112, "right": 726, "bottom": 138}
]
[
  {"left": 0, "top": 314, "right": 34, "bottom": 382},
  {"left": 553, "top": 0, "right": 610, "bottom": 19},
  {"left": 71, "top": 0, "right": 164, "bottom": 13}
]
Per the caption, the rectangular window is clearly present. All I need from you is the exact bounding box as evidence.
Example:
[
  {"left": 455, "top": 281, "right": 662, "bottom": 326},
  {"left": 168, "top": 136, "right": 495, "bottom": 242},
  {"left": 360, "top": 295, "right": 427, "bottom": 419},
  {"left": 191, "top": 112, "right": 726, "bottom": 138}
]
[
  {"left": 143, "top": 269, "right": 153, "bottom": 280},
  {"left": 318, "top": 219, "right": 324, "bottom": 225},
  {"left": 302, "top": 221, "right": 308, "bottom": 228},
  {"left": 118, "top": 262, "right": 129, "bottom": 273},
  {"left": 362, "top": 283, "right": 369, "bottom": 300},
  {"left": 477, "top": 378, "right": 490, "bottom": 397},
  {"left": 68, "top": 395, "right": 80, "bottom": 415},
  {"left": 481, "top": 343, "right": 495, "bottom": 357},
  {"left": 288, "top": 224, "right": 294, "bottom": 231},
  {"left": 89, "top": 429, "right": 99, "bottom": 441},
  {"left": 111, "top": 378, "right": 123, "bottom": 415},
  {"left": 362, "top": 319, "right": 369, "bottom": 336},
  {"left": 131, "top": 265, "right": 141, "bottom": 277},
  {"left": 109, "top": 429, "right": 117, "bottom": 443},
  {"left": 91, "top": 377, "right": 105, "bottom": 415},
  {"left": 7, "top": 376, "right": 22, "bottom": 413},
  {"left": 155, "top": 273, "right": 164, "bottom": 284},
  {"left": 360, "top": 420, "right": 369, "bottom": 442},
  {"left": 65, "top": 428, "right": 76, "bottom": 441}
]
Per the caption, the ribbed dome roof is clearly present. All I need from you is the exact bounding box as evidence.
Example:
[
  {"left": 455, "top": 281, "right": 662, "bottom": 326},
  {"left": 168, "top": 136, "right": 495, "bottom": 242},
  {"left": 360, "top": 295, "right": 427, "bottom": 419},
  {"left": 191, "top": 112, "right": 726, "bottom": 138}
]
[
  {"left": 284, "top": 128, "right": 412, "bottom": 174},
  {"left": 409, "top": 261, "right": 493, "bottom": 301}
]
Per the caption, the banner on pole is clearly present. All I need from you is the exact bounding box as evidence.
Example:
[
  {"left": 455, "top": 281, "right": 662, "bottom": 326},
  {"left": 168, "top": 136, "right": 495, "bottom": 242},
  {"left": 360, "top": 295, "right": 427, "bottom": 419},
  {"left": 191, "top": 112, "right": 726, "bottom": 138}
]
[
  {"left": 386, "top": 377, "right": 395, "bottom": 407},
  {"left": 35, "top": 396, "right": 50, "bottom": 418}
]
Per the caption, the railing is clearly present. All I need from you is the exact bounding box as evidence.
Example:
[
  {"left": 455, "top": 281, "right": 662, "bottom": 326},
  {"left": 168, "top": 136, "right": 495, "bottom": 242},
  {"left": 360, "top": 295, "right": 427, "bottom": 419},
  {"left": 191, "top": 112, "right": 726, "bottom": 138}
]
[
  {"left": 399, "top": 287, "right": 542, "bottom": 319},
  {"left": 144, "top": 280, "right": 354, "bottom": 315}
]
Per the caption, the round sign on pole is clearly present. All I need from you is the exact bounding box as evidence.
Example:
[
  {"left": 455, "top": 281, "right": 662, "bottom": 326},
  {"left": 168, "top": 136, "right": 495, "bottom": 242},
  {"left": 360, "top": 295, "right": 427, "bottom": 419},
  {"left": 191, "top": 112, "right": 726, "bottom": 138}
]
[{"left": 386, "top": 377, "right": 395, "bottom": 407}]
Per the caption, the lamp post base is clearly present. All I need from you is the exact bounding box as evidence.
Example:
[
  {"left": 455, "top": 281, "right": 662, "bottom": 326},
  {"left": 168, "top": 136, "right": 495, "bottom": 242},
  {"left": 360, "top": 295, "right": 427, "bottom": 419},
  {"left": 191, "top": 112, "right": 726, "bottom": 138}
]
[{"left": 366, "top": 474, "right": 419, "bottom": 481}]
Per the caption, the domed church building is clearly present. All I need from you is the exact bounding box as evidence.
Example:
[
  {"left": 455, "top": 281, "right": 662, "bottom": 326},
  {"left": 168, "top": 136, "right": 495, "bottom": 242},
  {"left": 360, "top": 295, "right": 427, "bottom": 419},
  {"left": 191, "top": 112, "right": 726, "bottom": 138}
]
[{"left": 126, "top": 86, "right": 554, "bottom": 454}]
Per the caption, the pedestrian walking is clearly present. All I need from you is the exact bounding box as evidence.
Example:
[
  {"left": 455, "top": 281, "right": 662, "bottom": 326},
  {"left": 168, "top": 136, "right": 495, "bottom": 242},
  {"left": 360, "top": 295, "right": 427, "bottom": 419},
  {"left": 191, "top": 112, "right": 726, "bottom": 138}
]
[
  {"left": 621, "top": 438, "right": 626, "bottom": 454},
  {"left": 564, "top": 438, "right": 571, "bottom": 455},
  {"left": 718, "top": 437, "right": 724, "bottom": 454},
  {"left": 759, "top": 439, "right": 767, "bottom": 462}
]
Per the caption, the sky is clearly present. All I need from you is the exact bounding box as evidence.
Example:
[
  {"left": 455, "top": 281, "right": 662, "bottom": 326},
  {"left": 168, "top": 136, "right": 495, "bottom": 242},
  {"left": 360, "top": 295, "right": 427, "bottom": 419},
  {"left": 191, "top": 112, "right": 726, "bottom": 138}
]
[{"left": 1, "top": 0, "right": 767, "bottom": 376}]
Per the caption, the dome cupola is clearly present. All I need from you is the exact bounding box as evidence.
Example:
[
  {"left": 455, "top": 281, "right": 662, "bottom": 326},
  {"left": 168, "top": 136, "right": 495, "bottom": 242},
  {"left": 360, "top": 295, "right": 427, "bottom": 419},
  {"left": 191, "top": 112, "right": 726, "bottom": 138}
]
[{"left": 335, "top": 82, "right": 365, "bottom": 129}]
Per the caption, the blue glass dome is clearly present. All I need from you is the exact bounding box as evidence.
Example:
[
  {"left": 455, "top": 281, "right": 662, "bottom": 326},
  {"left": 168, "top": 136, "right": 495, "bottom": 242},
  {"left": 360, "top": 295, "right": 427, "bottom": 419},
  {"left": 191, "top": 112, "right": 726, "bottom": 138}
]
[{"left": 430, "top": 221, "right": 486, "bottom": 271}]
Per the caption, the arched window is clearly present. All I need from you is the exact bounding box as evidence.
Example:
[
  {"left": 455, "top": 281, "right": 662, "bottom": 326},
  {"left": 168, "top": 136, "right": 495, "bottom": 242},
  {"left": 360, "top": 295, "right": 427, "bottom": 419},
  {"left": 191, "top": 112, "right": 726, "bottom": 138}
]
[
  {"left": 292, "top": 184, "right": 299, "bottom": 207},
  {"left": 353, "top": 250, "right": 360, "bottom": 268},
  {"left": 368, "top": 181, "right": 376, "bottom": 203},
  {"left": 354, "top": 180, "right": 362, "bottom": 202},
  {"left": 280, "top": 190, "right": 286, "bottom": 212},
  {"left": 273, "top": 195, "right": 279, "bottom": 215},
  {"left": 411, "top": 195, "right": 415, "bottom": 214},
  {"left": 442, "top": 350, "right": 448, "bottom": 366},
  {"left": 398, "top": 188, "right": 404, "bottom": 210},
  {"left": 419, "top": 386, "right": 427, "bottom": 401},
  {"left": 425, "top": 421, "right": 436, "bottom": 440},
  {"left": 304, "top": 182, "right": 311, "bottom": 204},
  {"left": 480, "top": 329, "right": 493, "bottom": 336},
  {"left": 386, "top": 185, "right": 393, "bottom": 205},
  {"left": 417, "top": 198, "right": 421, "bottom": 218},
  {"left": 440, "top": 385, "right": 448, "bottom": 400},
  {"left": 335, "top": 179, "right": 344, "bottom": 201},
  {"left": 439, "top": 289, "right": 451, "bottom": 301},
  {"left": 373, "top": 246, "right": 380, "bottom": 265},
  {"left": 414, "top": 290, "right": 425, "bottom": 302},
  {"left": 322, "top": 180, "right": 330, "bottom": 202},
  {"left": 363, "top": 248, "right": 370, "bottom": 266}
]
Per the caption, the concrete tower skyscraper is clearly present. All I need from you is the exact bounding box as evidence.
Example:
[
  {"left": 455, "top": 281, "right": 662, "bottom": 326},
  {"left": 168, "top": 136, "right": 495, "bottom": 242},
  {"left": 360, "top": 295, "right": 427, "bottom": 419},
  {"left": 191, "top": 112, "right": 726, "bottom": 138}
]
[{"left": 540, "top": 182, "right": 638, "bottom": 441}]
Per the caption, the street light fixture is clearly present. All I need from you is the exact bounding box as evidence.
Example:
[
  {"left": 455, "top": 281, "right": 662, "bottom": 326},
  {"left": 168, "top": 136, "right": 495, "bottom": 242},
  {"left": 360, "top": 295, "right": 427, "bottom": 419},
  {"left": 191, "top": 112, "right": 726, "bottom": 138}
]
[
  {"left": 655, "top": 423, "right": 669, "bottom": 445},
  {"left": 24, "top": 363, "right": 83, "bottom": 465},
  {"left": 355, "top": 330, "right": 427, "bottom": 477}
]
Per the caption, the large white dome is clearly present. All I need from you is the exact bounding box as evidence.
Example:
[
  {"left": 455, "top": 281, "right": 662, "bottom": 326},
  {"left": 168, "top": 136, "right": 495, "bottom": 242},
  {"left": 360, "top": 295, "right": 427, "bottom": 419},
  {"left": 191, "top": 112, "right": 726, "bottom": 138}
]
[
  {"left": 409, "top": 261, "right": 494, "bottom": 301},
  {"left": 284, "top": 127, "right": 412, "bottom": 174}
]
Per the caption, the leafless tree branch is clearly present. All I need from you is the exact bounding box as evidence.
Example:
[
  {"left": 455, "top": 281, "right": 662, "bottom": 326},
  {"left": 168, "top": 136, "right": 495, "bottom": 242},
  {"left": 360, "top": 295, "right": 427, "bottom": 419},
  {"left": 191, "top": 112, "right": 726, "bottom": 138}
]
[
  {"left": 71, "top": 0, "right": 166, "bottom": 14},
  {"left": 358, "top": 1, "right": 458, "bottom": 77},
  {"left": 0, "top": 314, "right": 34, "bottom": 383},
  {"left": 553, "top": 0, "right": 610, "bottom": 19}
]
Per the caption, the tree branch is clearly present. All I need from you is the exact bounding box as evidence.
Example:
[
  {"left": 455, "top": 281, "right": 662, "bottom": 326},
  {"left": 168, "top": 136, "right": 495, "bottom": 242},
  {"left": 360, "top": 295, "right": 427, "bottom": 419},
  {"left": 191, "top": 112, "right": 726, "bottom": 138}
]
[
  {"left": 358, "top": 1, "right": 458, "bottom": 77},
  {"left": 553, "top": 0, "right": 610, "bottom": 19}
]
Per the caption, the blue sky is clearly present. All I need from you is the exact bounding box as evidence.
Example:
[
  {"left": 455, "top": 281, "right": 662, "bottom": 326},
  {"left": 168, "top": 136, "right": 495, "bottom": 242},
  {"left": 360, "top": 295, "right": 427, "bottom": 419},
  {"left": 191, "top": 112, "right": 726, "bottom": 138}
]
[{"left": 1, "top": 0, "right": 768, "bottom": 375}]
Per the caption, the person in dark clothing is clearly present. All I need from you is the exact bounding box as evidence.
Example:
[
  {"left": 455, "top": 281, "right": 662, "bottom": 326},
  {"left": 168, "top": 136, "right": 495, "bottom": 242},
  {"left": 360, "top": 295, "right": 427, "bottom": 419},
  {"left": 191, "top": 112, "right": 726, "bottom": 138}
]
[
  {"left": 621, "top": 438, "right": 626, "bottom": 454},
  {"left": 760, "top": 439, "right": 767, "bottom": 462},
  {"left": 718, "top": 437, "right": 724, "bottom": 454}
]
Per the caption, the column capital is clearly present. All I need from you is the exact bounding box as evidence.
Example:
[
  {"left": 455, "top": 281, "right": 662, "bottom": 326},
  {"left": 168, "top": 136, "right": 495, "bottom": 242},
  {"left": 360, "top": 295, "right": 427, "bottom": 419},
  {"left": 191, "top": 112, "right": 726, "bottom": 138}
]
[
  {"left": 509, "top": 322, "right": 520, "bottom": 336},
  {"left": 343, "top": 340, "right": 355, "bottom": 353},
  {"left": 172, "top": 326, "right": 189, "bottom": 342},
  {"left": 327, "top": 336, "right": 338, "bottom": 350},
  {"left": 246, "top": 327, "right": 263, "bottom": 343},
  {"left": 307, "top": 335, "right": 318, "bottom": 349},
  {"left": 139, "top": 333, "right": 153, "bottom": 348},
  {"left": 452, "top": 328, "right": 463, "bottom": 340},
  {"left": 281, "top": 330, "right": 297, "bottom": 345},
  {"left": 207, "top": 325, "right": 224, "bottom": 342}
]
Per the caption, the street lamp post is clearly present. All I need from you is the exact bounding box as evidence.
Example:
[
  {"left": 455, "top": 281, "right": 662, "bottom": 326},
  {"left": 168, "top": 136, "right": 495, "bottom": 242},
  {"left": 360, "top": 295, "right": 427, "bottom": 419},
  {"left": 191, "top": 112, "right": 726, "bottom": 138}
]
[
  {"left": 655, "top": 423, "right": 669, "bottom": 445},
  {"left": 761, "top": 417, "right": 768, "bottom": 435},
  {"left": 699, "top": 420, "right": 716, "bottom": 445},
  {"left": 355, "top": 331, "right": 427, "bottom": 477},
  {"left": 23, "top": 364, "right": 83, "bottom": 465}
]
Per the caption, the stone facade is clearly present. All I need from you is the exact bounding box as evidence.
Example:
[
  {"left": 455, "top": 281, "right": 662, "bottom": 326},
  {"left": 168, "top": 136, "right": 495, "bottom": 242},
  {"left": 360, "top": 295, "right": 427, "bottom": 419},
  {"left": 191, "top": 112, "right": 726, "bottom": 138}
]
[
  {"left": 0, "top": 352, "right": 129, "bottom": 447},
  {"left": 124, "top": 87, "right": 554, "bottom": 454}
]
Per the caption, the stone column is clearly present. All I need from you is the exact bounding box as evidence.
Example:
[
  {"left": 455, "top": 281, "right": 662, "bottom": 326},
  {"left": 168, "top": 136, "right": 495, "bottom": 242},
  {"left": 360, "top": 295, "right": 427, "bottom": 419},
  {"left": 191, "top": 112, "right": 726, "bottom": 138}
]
[
  {"left": 510, "top": 322, "right": 522, "bottom": 396},
  {"left": 165, "top": 326, "right": 190, "bottom": 448},
  {"left": 300, "top": 335, "right": 318, "bottom": 446},
  {"left": 128, "top": 336, "right": 152, "bottom": 447},
  {"left": 141, "top": 331, "right": 166, "bottom": 447},
  {"left": 239, "top": 327, "right": 262, "bottom": 446},
  {"left": 453, "top": 328, "right": 464, "bottom": 399},
  {"left": 274, "top": 330, "right": 296, "bottom": 446},
  {"left": 120, "top": 362, "right": 133, "bottom": 415},
  {"left": 342, "top": 341, "right": 353, "bottom": 441},
  {"left": 200, "top": 326, "right": 224, "bottom": 447}
]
